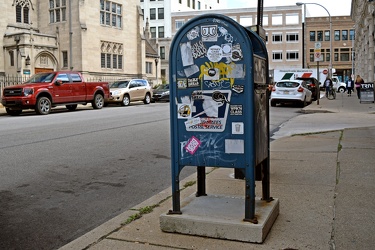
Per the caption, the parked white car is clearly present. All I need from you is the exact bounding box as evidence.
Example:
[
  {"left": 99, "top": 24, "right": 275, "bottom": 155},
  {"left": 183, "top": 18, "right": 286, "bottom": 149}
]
[{"left": 270, "top": 79, "right": 313, "bottom": 107}]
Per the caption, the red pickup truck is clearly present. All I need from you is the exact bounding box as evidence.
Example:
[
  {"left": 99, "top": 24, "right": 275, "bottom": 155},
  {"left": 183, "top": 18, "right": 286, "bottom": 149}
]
[{"left": 1, "top": 71, "right": 110, "bottom": 115}]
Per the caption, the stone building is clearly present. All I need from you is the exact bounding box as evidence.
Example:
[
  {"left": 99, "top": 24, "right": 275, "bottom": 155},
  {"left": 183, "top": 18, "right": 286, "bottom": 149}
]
[
  {"left": 351, "top": 0, "right": 375, "bottom": 82},
  {"left": 0, "top": 0, "right": 158, "bottom": 83},
  {"left": 304, "top": 16, "right": 355, "bottom": 82}
]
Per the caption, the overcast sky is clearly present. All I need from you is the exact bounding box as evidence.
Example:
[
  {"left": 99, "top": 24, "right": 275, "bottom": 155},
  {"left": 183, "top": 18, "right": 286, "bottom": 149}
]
[{"left": 225, "top": 0, "right": 352, "bottom": 17}]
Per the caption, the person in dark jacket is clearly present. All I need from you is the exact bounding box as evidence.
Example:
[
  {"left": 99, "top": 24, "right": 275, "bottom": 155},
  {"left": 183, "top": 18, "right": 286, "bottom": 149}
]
[
  {"left": 346, "top": 76, "right": 354, "bottom": 96},
  {"left": 324, "top": 77, "right": 333, "bottom": 97}
]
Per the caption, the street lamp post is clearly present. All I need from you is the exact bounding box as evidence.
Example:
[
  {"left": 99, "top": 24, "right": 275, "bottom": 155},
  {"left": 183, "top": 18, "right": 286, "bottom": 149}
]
[
  {"left": 296, "top": 2, "right": 332, "bottom": 78},
  {"left": 155, "top": 58, "right": 159, "bottom": 86}
]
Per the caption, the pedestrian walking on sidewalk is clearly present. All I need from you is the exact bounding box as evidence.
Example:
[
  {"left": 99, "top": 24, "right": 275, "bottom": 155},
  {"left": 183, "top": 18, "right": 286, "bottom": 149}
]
[
  {"left": 346, "top": 76, "right": 354, "bottom": 96},
  {"left": 355, "top": 75, "right": 364, "bottom": 99},
  {"left": 324, "top": 77, "right": 333, "bottom": 97}
]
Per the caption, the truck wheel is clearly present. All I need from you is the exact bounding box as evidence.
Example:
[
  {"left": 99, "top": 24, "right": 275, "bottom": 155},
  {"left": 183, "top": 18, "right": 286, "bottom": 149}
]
[
  {"left": 143, "top": 93, "right": 151, "bottom": 104},
  {"left": 35, "top": 97, "right": 52, "bottom": 115},
  {"left": 66, "top": 104, "right": 78, "bottom": 111},
  {"left": 6, "top": 108, "right": 22, "bottom": 116},
  {"left": 338, "top": 87, "right": 345, "bottom": 93},
  {"left": 121, "top": 95, "right": 130, "bottom": 106},
  {"left": 92, "top": 93, "right": 104, "bottom": 109}
]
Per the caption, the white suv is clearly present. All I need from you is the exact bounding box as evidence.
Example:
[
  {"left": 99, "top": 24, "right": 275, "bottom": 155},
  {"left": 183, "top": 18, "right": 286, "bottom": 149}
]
[{"left": 107, "top": 79, "right": 153, "bottom": 106}]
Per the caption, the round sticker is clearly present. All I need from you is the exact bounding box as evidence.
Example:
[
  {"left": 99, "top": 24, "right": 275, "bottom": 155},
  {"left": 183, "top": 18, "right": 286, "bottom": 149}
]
[{"left": 207, "top": 45, "right": 223, "bottom": 62}]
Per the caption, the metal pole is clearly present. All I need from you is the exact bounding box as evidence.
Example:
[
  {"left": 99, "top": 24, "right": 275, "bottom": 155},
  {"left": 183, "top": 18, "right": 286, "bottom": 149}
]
[
  {"left": 69, "top": 0, "right": 73, "bottom": 70},
  {"left": 329, "top": 14, "right": 332, "bottom": 78},
  {"left": 155, "top": 58, "right": 159, "bottom": 86}
]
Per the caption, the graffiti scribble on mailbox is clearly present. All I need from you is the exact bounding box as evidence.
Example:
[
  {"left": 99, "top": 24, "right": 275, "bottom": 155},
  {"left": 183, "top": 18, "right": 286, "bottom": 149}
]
[
  {"left": 180, "top": 133, "right": 236, "bottom": 163},
  {"left": 199, "top": 62, "right": 236, "bottom": 89}
]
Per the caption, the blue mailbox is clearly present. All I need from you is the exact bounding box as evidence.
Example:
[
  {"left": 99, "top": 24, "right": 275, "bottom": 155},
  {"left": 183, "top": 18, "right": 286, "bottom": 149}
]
[{"left": 169, "top": 14, "right": 271, "bottom": 223}]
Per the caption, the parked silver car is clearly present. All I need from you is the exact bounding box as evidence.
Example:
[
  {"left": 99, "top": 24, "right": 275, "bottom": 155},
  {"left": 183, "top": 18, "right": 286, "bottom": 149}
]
[
  {"left": 106, "top": 79, "right": 152, "bottom": 106},
  {"left": 270, "top": 79, "right": 313, "bottom": 107}
]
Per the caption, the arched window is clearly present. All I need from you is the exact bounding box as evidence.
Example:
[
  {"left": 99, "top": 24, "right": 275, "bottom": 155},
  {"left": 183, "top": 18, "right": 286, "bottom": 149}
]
[{"left": 15, "top": 0, "right": 31, "bottom": 24}]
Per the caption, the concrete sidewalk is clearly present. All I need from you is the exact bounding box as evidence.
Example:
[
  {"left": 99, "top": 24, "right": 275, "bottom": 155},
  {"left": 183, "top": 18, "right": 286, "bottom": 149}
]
[{"left": 58, "top": 93, "right": 375, "bottom": 249}]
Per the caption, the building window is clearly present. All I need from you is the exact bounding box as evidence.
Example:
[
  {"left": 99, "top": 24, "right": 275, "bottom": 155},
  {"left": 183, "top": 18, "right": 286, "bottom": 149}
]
[
  {"left": 272, "top": 51, "right": 283, "bottom": 61},
  {"left": 100, "top": 0, "right": 122, "bottom": 28},
  {"left": 320, "top": 49, "right": 325, "bottom": 62},
  {"left": 187, "top": 0, "right": 190, "bottom": 7},
  {"left": 158, "top": 26, "right": 165, "bottom": 38},
  {"left": 310, "top": 31, "right": 315, "bottom": 41},
  {"left": 100, "top": 41, "right": 123, "bottom": 69},
  {"left": 16, "top": 0, "right": 30, "bottom": 24},
  {"left": 192, "top": 0, "right": 196, "bottom": 9},
  {"left": 340, "top": 48, "right": 350, "bottom": 61},
  {"left": 198, "top": 1, "right": 201, "bottom": 10},
  {"left": 325, "top": 30, "right": 330, "bottom": 41},
  {"left": 342, "top": 30, "right": 348, "bottom": 40},
  {"left": 112, "top": 54, "right": 118, "bottom": 69},
  {"left": 272, "top": 14, "right": 282, "bottom": 25},
  {"left": 175, "top": 20, "right": 185, "bottom": 30},
  {"left": 240, "top": 16, "right": 252, "bottom": 27},
  {"left": 62, "top": 51, "right": 68, "bottom": 68},
  {"left": 349, "top": 29, "right": 355, "bottom": 40},
  {"left": 317, "top": 31, "right": 323, "bottom": 41},
  {"left": 334, "top": 30, "right": 340, "bottom": 41},
  {"left": 150, "top": 27, "right": 156, "bottom": 38},
  {"left": 146, "top": 62, "right": 152, "bottom": 74},
  {"left": 326, "top": 50, "right": 330, "bottom": 62},
  {"left": 158, "top": 8, "right": 164, "bottom": 19},
  {"left": 310, "top": 53, "right": 314, "bottom": 62},
  {"left": 272, "top": 33, "right": 282, "bottom": 43},
  {"left": 334, "top": 53, "right": 339, "bottom": 62},
  {"left": 49, "top": 0, "right": 66, "bottom": 23},
  {"left": 9, "top": 51, "right": 14, "bottom": 66},
  {"left": 286, "top": 51, "right": 299, "bottom": 60},
  {"left": 160, "top": 46, "right": 166, "bottom": 59},
  {"left": 285, "top": 14, "right": 298, "bottom": 25},
  {"left": 150, "top": 8, "right": 156, "bottom": 20},
  {"left": 263, "top": 15, "right": 268, "bottom": 26},
  {"left": 286, "top": 33, "right": 298, "bottom": 42}
]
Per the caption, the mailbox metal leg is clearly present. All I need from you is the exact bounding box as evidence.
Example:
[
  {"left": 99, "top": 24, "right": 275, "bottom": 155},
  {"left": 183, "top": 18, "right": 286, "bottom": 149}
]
[
  {"left": 196, "top": 166, "right": 207, "bottom": 197},
  {"left": 234, "top": 168, "right": 245, "bottom": 179},
  {"left": 169, "top": 166, "right": 182, "bottom": 215},
  {"left": 244, "top": 166, "right": 258, "bottom": 224},
  {"left": 262, "top": 158, "right": 273, "bottom": 202}
]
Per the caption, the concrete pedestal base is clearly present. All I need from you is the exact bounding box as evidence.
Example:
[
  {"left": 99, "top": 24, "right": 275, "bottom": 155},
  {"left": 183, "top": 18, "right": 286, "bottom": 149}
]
[{"left": 160, "top": 195, "right": 279, "bottom": 243}]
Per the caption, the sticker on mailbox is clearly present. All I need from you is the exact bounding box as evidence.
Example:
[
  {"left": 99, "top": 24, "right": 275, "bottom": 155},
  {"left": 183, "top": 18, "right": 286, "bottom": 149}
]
[{"left": 182, "top": 90, "right": 232, "bottom": 132}]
